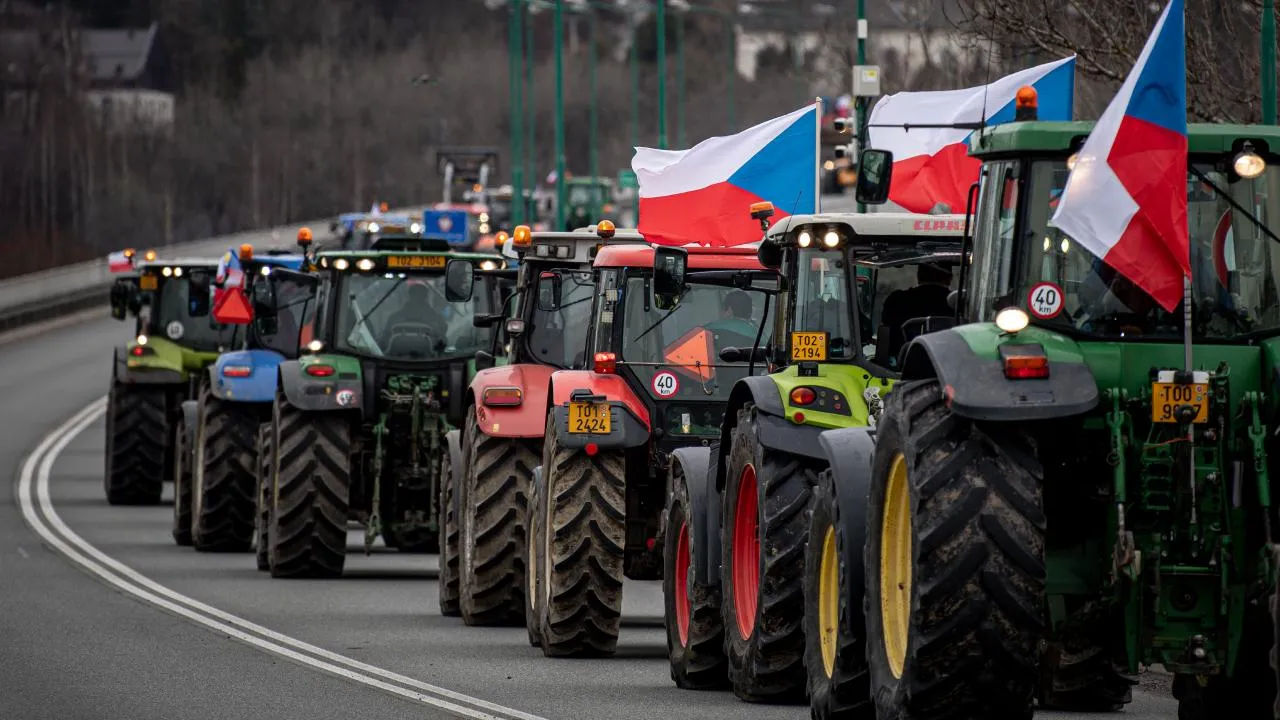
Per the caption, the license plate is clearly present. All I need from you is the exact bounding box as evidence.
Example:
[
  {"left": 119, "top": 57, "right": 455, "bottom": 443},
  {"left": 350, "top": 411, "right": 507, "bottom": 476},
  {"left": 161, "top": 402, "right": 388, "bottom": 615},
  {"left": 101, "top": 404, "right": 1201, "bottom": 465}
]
[
  {"left": 387, "top": 255, "right": 446, "bottom": 269},
  {"left": 139, "top": 274, "right": 158, "bottom": 290},
  {"left": 1151, "top": 382, "right": 1209, "bottom": 424},
  {"left": 790, "top": 331, "right": 828, "bottom": 361},
  {"left": 568, "top": 402, "right": 611, "bottom": 434}
]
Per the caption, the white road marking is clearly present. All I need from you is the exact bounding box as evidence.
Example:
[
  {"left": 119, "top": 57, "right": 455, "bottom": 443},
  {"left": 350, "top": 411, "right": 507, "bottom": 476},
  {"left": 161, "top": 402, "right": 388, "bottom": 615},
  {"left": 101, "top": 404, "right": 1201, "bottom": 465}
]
[{"left": 18, "top": 398, "right": 549, "bottom": 720}]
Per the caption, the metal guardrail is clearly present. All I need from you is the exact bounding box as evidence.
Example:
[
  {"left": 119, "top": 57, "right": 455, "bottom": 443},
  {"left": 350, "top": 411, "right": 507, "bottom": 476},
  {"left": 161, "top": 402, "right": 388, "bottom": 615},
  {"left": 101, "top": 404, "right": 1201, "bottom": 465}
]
[{"left": 0, "top": 208, "right": 426, "bottom": 332}]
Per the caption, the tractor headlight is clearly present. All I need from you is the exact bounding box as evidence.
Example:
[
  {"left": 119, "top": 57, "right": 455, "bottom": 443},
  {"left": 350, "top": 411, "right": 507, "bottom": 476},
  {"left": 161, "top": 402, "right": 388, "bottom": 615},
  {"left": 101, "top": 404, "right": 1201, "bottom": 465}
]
[
  {"left": 136, "top": 334, "right": 148, "bottom": 346},
  {"left": 410, "top": 222, "right": 422, "bottom": 234},
  {"left": 368, "top": 222, "right": 380, "bottom": 233},
  {"left": 357, "top": 259, "right": 375, "bottom": 271},
  {"left": 306, "top": 340, "right": 324, "bottom": 353},
  {"left": 995, "top": 307, "right": 1030, "bottom": 333},
  {"left": 334, "top": 258, "right": 350, "bottom": 271},
  {"left": 822, "top": 231, "right": 840, "bottom": 248},
  {"left": 797, "top": 231, "right": 812, "bottom": 248}
]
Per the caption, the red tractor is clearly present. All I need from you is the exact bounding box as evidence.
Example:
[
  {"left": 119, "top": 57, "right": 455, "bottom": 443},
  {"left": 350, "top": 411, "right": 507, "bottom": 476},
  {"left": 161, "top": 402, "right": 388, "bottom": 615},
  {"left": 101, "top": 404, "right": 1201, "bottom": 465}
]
[
  {"left": 524, "top": 228, "right": 780, "bottom": 657},
  {"left": 440, "top": 223, "right": 607, "bottom": 623}
]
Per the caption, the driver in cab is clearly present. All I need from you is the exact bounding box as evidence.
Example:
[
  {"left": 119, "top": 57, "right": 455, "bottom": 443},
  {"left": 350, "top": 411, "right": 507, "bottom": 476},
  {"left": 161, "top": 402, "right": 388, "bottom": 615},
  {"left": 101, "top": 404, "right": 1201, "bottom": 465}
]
[
  {"left": 705, "top": 290, "right": 757, "bottom": 341},
  {"left": 384, "top": 281, "right": 448, "bottom": 345}
]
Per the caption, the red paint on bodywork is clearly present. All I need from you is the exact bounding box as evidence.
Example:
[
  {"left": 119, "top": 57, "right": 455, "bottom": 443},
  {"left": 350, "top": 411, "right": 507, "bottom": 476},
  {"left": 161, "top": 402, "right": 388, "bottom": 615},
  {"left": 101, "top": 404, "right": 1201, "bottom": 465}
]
[
  {"left": 469, "top": 364, "right": 558, "bottom": 438},
  {"left": 550, "top": 370, "right": 651, "bottom": 431}
]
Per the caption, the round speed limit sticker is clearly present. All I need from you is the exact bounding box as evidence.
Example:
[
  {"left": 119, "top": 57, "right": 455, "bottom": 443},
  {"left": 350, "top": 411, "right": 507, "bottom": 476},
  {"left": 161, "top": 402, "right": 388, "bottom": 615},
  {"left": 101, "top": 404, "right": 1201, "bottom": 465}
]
[
  {"left": 652, "top": 371, "right": 680, "bottom": 398},
  {"left": 1027, "top": 282, "right": 1064, "bottom": 319}
]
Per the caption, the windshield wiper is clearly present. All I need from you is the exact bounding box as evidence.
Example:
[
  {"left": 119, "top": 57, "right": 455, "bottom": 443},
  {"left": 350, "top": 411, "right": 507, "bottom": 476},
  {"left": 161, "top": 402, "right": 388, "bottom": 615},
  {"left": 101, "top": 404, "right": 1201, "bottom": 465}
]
[
  {"left": 1189, "top": 166, "right": 1280, "bottom": 247},
  {"left": 348, "top": 277, "right": 406, "bottom": 338},
  {"left": 632, "top": 300, "right": 683, "bottom": 343}
]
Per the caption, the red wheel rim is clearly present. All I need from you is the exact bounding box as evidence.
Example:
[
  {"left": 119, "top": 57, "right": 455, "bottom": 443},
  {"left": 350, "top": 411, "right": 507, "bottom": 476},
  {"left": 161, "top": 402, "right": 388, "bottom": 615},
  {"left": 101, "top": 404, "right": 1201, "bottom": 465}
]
[
  {"left": 675, "top": 522, "right": 691, "bottom": 647},
  {"left": 732, "top": 464, "right": 760, "bottom": 639}
]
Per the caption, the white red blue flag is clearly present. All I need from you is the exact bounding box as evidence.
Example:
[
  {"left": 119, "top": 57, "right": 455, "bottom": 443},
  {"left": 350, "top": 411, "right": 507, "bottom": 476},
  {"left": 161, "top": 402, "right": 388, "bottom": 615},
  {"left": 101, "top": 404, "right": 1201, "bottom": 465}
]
[
  {"left": 869, "top": 57, "right": 1076, "bottom": 214},
  {"left": 632, "top": 103, "right": 820, "bottom": 246},
  {"left": 213, "top": 249, "right": 253, "bottom": 325},
  {"left": 1049, "top": 0, "right": 1188, "bottom": 311},
  {"left": 215, "top": 250, "right": 245, "bottom": 290},
  {"left": 108, "top": 250, "right": 133, "bottom": 273}
]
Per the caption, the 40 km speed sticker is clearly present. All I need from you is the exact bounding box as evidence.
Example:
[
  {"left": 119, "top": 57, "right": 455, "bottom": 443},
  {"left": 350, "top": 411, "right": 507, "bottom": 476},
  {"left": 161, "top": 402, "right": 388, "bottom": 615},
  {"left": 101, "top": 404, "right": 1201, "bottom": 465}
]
[
  {"left": 1027, "top": 282, "right": 1064, "bottom": 319},
  {"left": 651, "top": 371, "right": 680, "bottom": 398}
]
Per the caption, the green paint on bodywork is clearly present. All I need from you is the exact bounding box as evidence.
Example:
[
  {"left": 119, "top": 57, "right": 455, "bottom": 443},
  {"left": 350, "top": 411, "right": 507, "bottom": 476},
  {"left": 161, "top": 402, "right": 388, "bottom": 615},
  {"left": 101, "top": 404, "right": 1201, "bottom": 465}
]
[
  {"left": 298, "top": 352, "right": 363, "bottom": 378},
  {"left": 951, "top": 322, "right": 1088, "bottom": 363},
  {"left": 969, "top": 121, "right": 1280, "bottom": 157},
  {"left": 769, "top": 363, "right": 895, "bottom": 430},
  {"left": 124, "top": 336, "right": 218, "bottom": 380}
]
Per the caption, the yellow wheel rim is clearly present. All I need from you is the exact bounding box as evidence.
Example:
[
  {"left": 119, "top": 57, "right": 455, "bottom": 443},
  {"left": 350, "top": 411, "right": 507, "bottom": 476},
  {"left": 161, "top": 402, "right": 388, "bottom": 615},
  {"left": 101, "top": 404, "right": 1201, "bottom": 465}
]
[
  {"left": 879, "top": 453, "right": 912, "bottom": 679},
  {"left": 818, "top": 524, "right": 839, "bottom": 678}
]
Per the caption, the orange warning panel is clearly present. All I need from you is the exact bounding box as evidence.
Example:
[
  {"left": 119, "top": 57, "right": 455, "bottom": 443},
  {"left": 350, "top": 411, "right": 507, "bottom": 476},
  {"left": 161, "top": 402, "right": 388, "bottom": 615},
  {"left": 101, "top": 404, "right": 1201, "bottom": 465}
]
[
  {"left": 214, "top": 287, "right": 254, "bottom": 325},
  {"left": 664, "top": 327, "right": 714, "bottom": 382}
]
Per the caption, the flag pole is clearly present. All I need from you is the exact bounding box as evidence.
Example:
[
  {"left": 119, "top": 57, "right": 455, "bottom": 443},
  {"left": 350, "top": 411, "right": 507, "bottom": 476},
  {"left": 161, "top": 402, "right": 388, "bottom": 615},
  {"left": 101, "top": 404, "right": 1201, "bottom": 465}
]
[
  {"left": 814, "top": 97, "right": 823, "bottom": 214},
  {"left": 1182, "top": 275, "right": 1192, "bottom": 371}
]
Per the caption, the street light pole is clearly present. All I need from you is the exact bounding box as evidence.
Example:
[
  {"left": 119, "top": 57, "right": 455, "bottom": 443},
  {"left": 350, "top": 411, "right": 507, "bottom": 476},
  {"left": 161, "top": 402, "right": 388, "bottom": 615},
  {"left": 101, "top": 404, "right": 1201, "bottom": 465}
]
[
  {"left": 589, "top": 5, "right": 600, "bottom": 218},
  {"left": 656, "top": 0, "right": 668, "bottom": 149},
  {"left": 727, "top": 11, "right": 736, "bottom": 130},
  {"left": 676, "top": 10, "right": 685, "bottom": 147},
  {"left": 526, "top": 6, "right": 538, "bottom": 222},
  {"left": 1265, "top": 0, "right": 1276, "bottom": 124},
  {"left": 630, "top": 17, "right": 639, "bottom": 150},
  {"left": 554, "top": 0, "right": 566, "bottom": 230},
  {"left": 855, "top": 0, "right": 867, "bottom": 212},
  {"left": 509, "top": 0, "right": 525, "bottom": 224}
]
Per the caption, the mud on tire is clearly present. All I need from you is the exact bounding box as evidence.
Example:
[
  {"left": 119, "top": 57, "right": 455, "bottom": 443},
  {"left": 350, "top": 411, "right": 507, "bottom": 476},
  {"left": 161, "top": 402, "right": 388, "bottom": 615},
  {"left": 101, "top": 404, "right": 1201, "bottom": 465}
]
[
  {"left": 663, "top": 462, "right": 727, "bottom": 689},
  {"left": 460, "top": 405, "right": 537, "bottom": 626},
  {"left": 255, "top": 423, "right": 273, "bottom": 572},
  {"left": 540, "top": 416, "right": 626, "bottom": 657},
  {"left": 268, "top": 394, "right": 351, "bottom": 578},
  {"left": 172, "top": 411, "right": 193, "bottom": 546},
  {"left": 437, "top": 435, "right": 462, "bottom": 616},
  {"left": 866, "top": 379, "right": 1045, "bottom": 720},
  {"left": 720, "top": 404, "right": 813, "bottom": 703},
  {"left": 192, "top": 391, "right": 259, "bottom": 552},
  {"left": 104, "top": 382, "right": 169, "bottom": 506},
  {"left": 526, "top": 459, "right": 549, "bottom": 648}
]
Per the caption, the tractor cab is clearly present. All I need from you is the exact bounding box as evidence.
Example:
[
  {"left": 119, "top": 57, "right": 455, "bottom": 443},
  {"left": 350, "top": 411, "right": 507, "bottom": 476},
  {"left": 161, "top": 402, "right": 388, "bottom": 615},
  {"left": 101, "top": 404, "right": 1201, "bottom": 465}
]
[
  {"left": 564, "top": 177, "right": 617, "bottom": 231},
  {"left": 111, "top": 256, "right": 241, "bottom": 358}
]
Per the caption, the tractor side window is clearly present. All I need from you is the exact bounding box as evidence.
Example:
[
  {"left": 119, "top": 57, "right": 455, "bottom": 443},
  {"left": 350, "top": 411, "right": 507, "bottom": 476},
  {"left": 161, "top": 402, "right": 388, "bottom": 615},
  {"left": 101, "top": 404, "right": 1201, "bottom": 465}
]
[
  {"left": 258, "top": 275, "right": 316, "bottom": 357},
  {"left": 967, "top": 160, "right": 1019, "bottom": 320},
  {"left": 528, "top": 269, "right": 593, "bottom": 369}
]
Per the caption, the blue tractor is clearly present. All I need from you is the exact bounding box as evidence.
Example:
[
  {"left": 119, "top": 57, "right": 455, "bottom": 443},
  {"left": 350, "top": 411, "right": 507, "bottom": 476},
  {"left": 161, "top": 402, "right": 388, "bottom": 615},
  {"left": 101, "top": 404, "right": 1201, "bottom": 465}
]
[{"left": 173, "top": 228, "right": 318, "bottom": 562}]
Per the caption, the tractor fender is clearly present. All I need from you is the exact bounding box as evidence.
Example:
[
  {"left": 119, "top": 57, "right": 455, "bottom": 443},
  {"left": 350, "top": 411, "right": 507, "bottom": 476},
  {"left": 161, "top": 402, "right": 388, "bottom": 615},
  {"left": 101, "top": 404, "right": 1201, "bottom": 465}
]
[
  {"left": 815, "top": 426, "right": 877, "bottom": 601},
  {"left": 712, "top": 375, "right": 825, "bottom": 492},
  {"left": 207, "top": 349, "right": 286, "bottom": 403},
  {"left": 900, "top": 327, "right": 1099, "bottom": 421},
  {"left": 669, "top": 446, "right": 719, "bottom": 587},
  {"left": 468, "top": 364, "right": 556, "bottom": 438},
  {"left": 277, "top": 356, "right": 364, "bottom": 412},
  {"left": 112, "top": 345, "right": 184, "bottom": 385},
  {"left": 548, "top": 370, "right": 650, "bottom": 450},
  {"left": 180, "top": 399, "right": 199, "bottom": 449}
]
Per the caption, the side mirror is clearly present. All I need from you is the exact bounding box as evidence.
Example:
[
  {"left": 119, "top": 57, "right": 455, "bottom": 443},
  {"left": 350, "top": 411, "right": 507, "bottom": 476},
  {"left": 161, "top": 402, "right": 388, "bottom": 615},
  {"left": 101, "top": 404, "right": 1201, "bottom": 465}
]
[
  {"left": 652, "top": 246, "right": 688, "bottom": 310},
  {"left": 856, "top": 148, "right": 894, "bottom": 205},
  {"left": 444, "top": 259, "right": 475, "bottom": 302},
  {"left": 537, "top": 272, "right": 562, "bottom": 311},
  {"left": 475, "top": 350, "right": 496, "bottom": 370},
  {"left": 719, "top": 346, "right": 768, "bottom": 363},
  {"left": 109, "top": 279, "right": 134, "bottom": 321},
  {"left": 187, "top": 271, "right": 212, "bottom": 318},
  {"left": 756, "top": 239, "right": 783, "bottom": 269}
]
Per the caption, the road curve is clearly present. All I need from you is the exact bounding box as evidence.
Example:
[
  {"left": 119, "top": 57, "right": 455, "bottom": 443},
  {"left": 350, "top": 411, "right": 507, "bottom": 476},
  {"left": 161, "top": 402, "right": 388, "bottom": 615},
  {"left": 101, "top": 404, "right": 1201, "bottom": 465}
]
[{"left": 4, "top": 314, "right": 1180, "bottom": 719}]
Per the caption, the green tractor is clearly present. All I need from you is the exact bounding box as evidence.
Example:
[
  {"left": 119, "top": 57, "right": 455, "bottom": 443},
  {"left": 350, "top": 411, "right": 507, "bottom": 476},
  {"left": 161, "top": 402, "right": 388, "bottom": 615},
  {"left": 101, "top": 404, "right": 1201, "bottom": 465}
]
[
  {"left": 661, "top": 205, "right": 963, "bottom": 702},
  {"left": 260, "top": 237, "right": 510, "bottom": 577},
  {"left": 563, "top": 177, "right": 616, "bottom": 232},
  {"left": 812, "top": 120, "right": 1280, "bottom": 718},
  {"left": 105, "top": 252, "right": 239, "bottom": 505}
]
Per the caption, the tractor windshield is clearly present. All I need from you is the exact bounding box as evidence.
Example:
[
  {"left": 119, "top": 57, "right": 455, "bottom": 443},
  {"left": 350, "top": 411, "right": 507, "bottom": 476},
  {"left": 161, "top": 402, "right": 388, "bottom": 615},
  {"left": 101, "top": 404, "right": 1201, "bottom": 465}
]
[
  {"left": 334, "top": 270, "right": 491, "bottom": 361},
  {"left": 149, "top": 271, "right": 238, "bottom": 352},
  {"left": 793, "top": 249, "right": 856, "bottom": 361},
  {"left": 973, "top": 158, "right": 1280, "bottom": 341},
  {"left": 617, "top": 274, "right": 771, "bottom": 407},
  {"left": 527, "top": 269, "right": 593, "bottom": 368}
]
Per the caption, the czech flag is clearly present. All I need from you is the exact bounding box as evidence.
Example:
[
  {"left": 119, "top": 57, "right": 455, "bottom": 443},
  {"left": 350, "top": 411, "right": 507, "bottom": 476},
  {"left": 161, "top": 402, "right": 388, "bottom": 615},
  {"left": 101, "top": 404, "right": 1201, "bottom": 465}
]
[
  {"left": 632, "top": 103, "right": 819, "bottom": 247},
  {"left": 1049, "top": 0, "right": 1188, "bottom": 312},
  {"left": 869, "top": 56, "right": 1075, "bottom": 214}
]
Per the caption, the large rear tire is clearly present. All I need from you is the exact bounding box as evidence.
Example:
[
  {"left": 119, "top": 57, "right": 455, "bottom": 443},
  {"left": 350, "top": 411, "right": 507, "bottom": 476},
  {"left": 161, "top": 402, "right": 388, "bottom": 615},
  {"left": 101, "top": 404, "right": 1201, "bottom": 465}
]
[
  {"left": 540, "top": 418, "right": 626, "bottom": 657},
  {"left": 803, "top": 468, "right": 871, "bottom": 719},
  {"left": 866, "top": 380, "right": 1045, "bottom": 720},
  {"left": 526, "top": 461, "right": 548, "bottom": 648},
  {"left": 192, "top": 391, "right": 259, "bottom": 552},
  {"left": 268, "top": 394, "right": 351, "bottom": 579},
  {"left": 460, "top": 405, "right": 536, "bottom": 626},
  {"left": 171, "top": 411, "right": 193, "bottom": 546},
  {"left": 437, "top": 438, "right": 462, "bottom": 616},
  {"left": 662, "top": 462, "right": 727, "bottom": 690},
  {"left": 255, "top": 423, "right": 273, "bottom": 572},
  {"left": 720, "top": 404, "right": 813, "bottom": 703},
  {"left": 104, "top": 382, "right": 169, "bottom": 506}
]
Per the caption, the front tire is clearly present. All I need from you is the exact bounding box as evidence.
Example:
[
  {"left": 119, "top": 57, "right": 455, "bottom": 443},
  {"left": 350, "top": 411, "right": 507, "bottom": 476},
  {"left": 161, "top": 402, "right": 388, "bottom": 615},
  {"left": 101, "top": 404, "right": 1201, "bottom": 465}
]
[
  {"left": 540, "top": 417, "right": 626, "bottom": 657},
  {"left": 720, "top": 404, "right": 813, "bottom": 703},
  {"left": 460, "top": 405, "right": 536, "bottom": 626},
  {"left": 192, "top": 391, "right": 259, "bottom": 552},
  {"left": 104, "top": 382, "right": 169, "bottom": 506},
  {"left": 662, "top": 462, "right": 727, "bottom": 689},
  {"left": 268, "top": 395, "right": 351, "bottom": 579},
  {"left": 866, "top": 379, "right": 1045, "bottom": 720}
]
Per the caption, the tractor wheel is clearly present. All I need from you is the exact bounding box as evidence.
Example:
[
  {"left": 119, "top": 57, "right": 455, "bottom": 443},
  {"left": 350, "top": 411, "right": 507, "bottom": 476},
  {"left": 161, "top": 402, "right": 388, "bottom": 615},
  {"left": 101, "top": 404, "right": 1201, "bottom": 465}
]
[
  {"left": 866, "top": 379, "right": 1045, "bottom": 720},
  {"left": 171, "top": 411, "right": 193, "bottom": 546},
  {"left": 525, "top": 462, "right": 548, "bottom": 648},
  {"left": 662, "top": 462, "right": 727, "bottom": 689},
  {"left": 255, "top": 423, "right": 273, "bottom": 572},
  {"left": 1038, "top": 635, "right": 1134, "bottom": 712},
  {"left": 539, "top": 416, "right": 626, "bottom": 657},
  {"left": 437, "top": 441, "right": 461, "bottom": 616},
  {"left": 104, "top": 382, "right": 169, "bottom": 506},
  {"left": 803, "top": 468, "right": 871, "bottom": 718},
  {"left": 720, "top": 404, "right": 813, "bottom": 703},
  {"left": 192, "top": 392, "right": 258, "bottom": 552},
  {"left": 268, "top": 394, "right": 351, "bottom": 579},
  {"left": 460, "top": 405, "right": 536, "bottom": 626},
  {"left": 1174, "top": 601, "right": 1275, "bottom": 720}
]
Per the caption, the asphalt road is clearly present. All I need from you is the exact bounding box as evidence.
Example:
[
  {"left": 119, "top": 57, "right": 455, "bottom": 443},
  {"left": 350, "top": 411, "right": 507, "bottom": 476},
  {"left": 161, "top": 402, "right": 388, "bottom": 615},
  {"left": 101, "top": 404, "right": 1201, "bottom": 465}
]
[{"left": 3, "top": 313, "right": 1181, "bottom": 719}]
